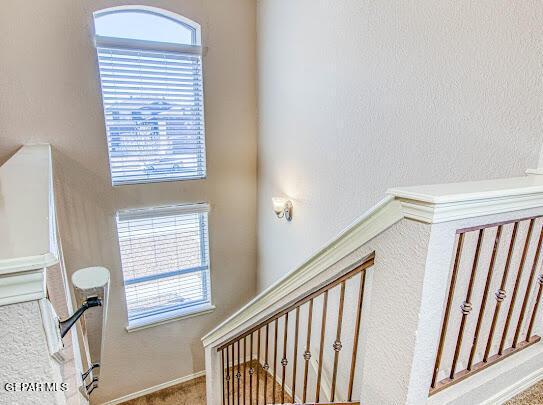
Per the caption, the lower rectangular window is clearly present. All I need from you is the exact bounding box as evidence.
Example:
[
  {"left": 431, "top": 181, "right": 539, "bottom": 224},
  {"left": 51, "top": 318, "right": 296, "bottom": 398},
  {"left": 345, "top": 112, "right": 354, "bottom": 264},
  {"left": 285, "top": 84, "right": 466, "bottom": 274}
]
[{"left": 116, "top": 203, "right": 211, "bottom": 325}]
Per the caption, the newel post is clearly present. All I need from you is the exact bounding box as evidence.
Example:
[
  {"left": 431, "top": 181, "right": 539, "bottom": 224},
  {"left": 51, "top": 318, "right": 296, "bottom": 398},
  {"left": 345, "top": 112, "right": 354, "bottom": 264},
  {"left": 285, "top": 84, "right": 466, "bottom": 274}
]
[
  {"left": 357, "top": 215, "right": 458, "bottom": 405},
  {"left": 204, "top": 343, "right": 223, "bottom": 405},
  {"left": 404, "top": 221, "right": 460, "bottom": 404}
]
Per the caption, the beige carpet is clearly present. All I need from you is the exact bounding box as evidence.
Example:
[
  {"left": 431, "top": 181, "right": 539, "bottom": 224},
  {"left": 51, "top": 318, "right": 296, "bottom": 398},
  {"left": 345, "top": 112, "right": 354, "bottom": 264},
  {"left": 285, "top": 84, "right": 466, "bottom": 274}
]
[
  {"left": 506, "top": 380, "right": 543, "bottom": 405},
  {"left": 122, "top": 375, "right": 206, "bottom": 405},
  {"left": 121, "top": 360, "right": 291, "bottom": 405},
  {"left": 121, "top": 367, "right": 543, "bottom": 405}
]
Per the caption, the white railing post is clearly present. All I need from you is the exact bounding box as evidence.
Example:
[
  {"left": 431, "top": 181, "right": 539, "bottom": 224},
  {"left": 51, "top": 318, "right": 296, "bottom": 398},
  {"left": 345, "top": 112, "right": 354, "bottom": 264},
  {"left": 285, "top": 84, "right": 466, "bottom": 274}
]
[
  {"left": 405, "top": 222, "right": 460, "bottom": 404},
  {"left": 204, "top": 344, "right": 223, "bottom": 405},
  {"left": 355, "top": 217, "right": 457, "bottom": 405}
]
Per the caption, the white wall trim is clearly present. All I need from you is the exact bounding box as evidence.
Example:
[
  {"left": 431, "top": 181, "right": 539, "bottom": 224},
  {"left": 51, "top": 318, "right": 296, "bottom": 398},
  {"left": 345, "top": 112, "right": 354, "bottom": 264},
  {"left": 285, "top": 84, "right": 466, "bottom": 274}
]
[
  {"left": 0, "top": 144, "right": 59, "bottom": 306},
  {"left": 0, "top": 253, "right": 58, "bottom": 275},
  {"left": 397, "top": 192, "right": 543, "bottom": 224},
  {"left": 480, "top": 366, "right": 543, "bottom": 405},
  {"left": 100, "top": 370, "right": 206, "bottom": 405},
  {"left": 389, "top": 175, "right": 543, "bottom": 223},
  {"left": 526, "top": 168, "right": 543, "bottom": 176},
  {"left": 38, "top": 298, "right": 64, "bottom": 362},
  {"left": 126, "top": 304, "right": 215, "bottom": 332},
  {"left": 427, "top": 341, "right": 543, "bottom": 405},
  {"left": 202, "top": 196, "right": 402, "bottom": 347},
  {"left": 0, "top": 267, "right": 47, "bottom": 306}
]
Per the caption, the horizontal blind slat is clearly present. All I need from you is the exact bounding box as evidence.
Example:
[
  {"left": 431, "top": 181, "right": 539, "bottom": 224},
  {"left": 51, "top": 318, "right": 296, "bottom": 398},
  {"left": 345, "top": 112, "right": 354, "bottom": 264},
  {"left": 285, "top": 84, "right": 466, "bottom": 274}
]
[
  {"left": 97, "top": 44, "right": 206, "bottom": 185},
  {"left": 116, "top": 207, "right": 210, "bottom": 322}
]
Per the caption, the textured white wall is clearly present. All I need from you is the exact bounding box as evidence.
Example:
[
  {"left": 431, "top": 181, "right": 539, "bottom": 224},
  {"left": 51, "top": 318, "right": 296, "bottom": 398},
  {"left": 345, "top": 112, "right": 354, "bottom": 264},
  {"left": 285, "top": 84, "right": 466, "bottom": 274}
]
[
  {"left": 0, "top": 301, "right": 66, "bottom": 405},
  {"left": 256, "top": 0, "right": 543, "bottom": 290},
  {"left": 0, "top": 0, "right": 257, "bottom": 403}
]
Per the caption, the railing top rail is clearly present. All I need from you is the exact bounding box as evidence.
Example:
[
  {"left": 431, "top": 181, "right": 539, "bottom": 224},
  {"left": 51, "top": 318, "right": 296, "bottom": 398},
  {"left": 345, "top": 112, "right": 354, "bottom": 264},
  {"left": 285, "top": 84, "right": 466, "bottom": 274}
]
[
  {"left": 388, "top": 175, "right": 543, "bottom": 204},
  {"left": 0, "top": 144, "right": 59, "bottom": 273},
  {"left": 217, "top": 252, "right": 375, "bottom": 351},
  {"left": 455, "top": 214, "right": 542, "bottom": 234},
  {"left": 204, "top": 174, "right": 543, "bottom": 349},
  {"left": 0, "top": 144, "right": 59, "bottom": 307}
]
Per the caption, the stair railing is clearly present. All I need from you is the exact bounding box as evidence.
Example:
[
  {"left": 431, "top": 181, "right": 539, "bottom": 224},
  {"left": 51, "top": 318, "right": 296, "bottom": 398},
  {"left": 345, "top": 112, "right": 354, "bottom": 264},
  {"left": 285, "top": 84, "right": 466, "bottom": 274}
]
[
  {"left": 217, "top": 253, "right": 374, "bottom": 405},
  {"left": 430, "top": 215, "right": 543, "bottom": 395},
  {"left": 204, "top": 174, "right": 543, "bottom": 405}
]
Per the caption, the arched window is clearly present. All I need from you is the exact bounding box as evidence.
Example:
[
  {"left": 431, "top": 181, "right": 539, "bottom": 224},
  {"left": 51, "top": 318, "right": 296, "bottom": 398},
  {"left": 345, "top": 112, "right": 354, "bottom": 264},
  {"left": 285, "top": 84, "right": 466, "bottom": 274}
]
[{"left": 93, "top": 6, "right": 206, "bottom": 186}]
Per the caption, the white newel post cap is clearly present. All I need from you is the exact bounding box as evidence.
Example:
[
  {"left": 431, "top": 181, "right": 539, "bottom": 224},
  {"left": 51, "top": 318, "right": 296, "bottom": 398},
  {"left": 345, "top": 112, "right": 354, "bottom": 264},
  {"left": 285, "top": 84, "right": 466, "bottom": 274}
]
[{"left": 72, "top": 267, "right": 110, "bottom": 291}]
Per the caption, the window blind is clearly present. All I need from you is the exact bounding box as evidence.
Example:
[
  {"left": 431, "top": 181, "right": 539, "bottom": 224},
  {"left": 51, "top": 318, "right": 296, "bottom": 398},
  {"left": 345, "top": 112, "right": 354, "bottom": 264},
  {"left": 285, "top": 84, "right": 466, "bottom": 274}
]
[
  {"left": 96, "top": 36, "right": 206, "bottom": 185},
  {"left": 116, "top": 204, "right": 210, "bottom": 322}
]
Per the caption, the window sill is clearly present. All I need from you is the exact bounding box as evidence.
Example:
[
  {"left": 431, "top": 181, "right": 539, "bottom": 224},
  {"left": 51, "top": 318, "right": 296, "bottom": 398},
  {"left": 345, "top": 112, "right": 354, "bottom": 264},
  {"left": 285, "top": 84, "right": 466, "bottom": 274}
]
[{"left": 125, "top": 303, "right": 216, "bottom": 333}]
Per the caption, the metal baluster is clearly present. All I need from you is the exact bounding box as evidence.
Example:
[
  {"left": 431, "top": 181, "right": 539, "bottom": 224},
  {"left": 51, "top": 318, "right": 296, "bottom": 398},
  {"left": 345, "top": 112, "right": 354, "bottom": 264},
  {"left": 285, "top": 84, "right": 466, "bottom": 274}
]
[
  {"left": 272, "top": 318, "right": 278, "bottom": 404},
  {"left": 222, "top": 348, "right": 226, "bottom": 405},
  {"left": 431, "top": 233, "right": 465, "bottom": 388},
  {"left": 256, "top": 329, "right": 261, "bottom": 405},
  {"left": 226, "top": 346, "right": 231, "bottom": 405},
  {"left": 315, "top": 291, "right": 328, "bottom": 402},
  {"left": 263, "top": 324, "right": 269, "bottom": 404},
  {"left": 237, "top": 340, "right": 241, "bottom": 405},
  {"left": 467, "top": 226, "right": 502, "bottom": 369},
  {"left": 281, "top": 313, "right": 289, "bottom": 404},
  {"left": 499, "top": 219, "right": 535, "bottom": 354},
  {"left": 302, "top": 299, "right": 313, "bottom": 403},
  {"left": 292, "top": 306, "right": 300, "bottom": 402},
  {"left": 249, "top": 333, "right": 253, "bottom": 405},
  {"left": 526, "top": 275, "right": 543, "bottom": 339},
  {"left": 243, "top": 336, "right": 247, "bottom": 405},
  {"left": 450, "top": 229, "right": 484, "bottom": 378},
  {"left": 513, "top": 225, "right": 543, "bottom": 347},
  {"left": 330, "top": 281, "right": 346, "bottom": 402},
  {"left": 348, "top": 271, "right": 366, "bottom": 401},
  {"left": 484, "top": 222, "right": 519, "bottom": 361}
]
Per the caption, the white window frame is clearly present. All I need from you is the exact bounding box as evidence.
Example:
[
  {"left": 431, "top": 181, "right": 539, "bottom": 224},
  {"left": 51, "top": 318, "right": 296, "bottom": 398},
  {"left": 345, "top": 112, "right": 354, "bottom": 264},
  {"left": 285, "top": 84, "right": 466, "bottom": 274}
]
[
  {"left": 93, "top": 6, "right": 207, "bottom": 186},
  {"left": 116, "top": 203, "right": 214, "bottom": 331}
]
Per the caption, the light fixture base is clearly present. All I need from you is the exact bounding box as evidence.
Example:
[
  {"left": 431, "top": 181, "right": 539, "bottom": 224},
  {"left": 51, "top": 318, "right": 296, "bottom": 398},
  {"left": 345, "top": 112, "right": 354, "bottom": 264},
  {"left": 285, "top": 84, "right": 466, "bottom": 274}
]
[
  {"left": 284, "top": 200, "right": 293, "bottom": 221},
  {"left": 272, "top": 197, "right": 293, "bottom": 221}
]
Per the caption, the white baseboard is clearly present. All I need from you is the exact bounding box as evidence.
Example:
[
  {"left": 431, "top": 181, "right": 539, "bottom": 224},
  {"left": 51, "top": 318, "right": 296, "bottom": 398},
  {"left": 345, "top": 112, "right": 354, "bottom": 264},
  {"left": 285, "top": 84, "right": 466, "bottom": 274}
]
[
  {"left": 481, "top": 366, "right": 543, "bottom": 405},
  {"left": 100, "top": 370, "right": 206, "bottom": 405},
  {"left": 428, "top": 342, "right": 543, "bottom": 405},
  {"left": 526, "top": 168, "right": 543, "bottom": 176}
]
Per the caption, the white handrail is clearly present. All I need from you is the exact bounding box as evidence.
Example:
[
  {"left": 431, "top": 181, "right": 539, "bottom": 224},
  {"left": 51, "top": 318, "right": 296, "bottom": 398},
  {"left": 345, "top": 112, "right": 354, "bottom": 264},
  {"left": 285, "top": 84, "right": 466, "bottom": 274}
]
[{"left": 202, "top": 195, "right": 401, "bottom": 348}]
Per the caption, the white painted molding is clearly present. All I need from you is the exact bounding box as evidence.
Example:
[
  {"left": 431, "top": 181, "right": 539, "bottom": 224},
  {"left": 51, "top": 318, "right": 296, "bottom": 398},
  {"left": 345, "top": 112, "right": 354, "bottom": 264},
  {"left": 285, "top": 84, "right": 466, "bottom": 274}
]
[
  {"left": 202, "top": 196, "right": 402, "bottom": 347},
  {"left": 389, "top": 175, "right": 543, "bottom": 223},
  {"left": 204, "top": 175, "right": 543, "bottom": 350},
  {"left": 0, "top": 144, "right": 59, "bottom": 306},
  {"left": 0, "top": 253, "right": 58, "bottom": 275},
  {"left": 100, "top": 370, "right": 206, "bottom": 405},
  {"left": 526, "top": 168, "right": 543, "bottom": 176},
  {"left": 38, "top": 298, "right": 64, "bottom": 362},
  {"left": 127, "top": 304, "right": 215, "bottom": 332},
  {"left": 427, "top": 339, "right": 543, "bottom": 405},
  {"left": 0, "top": 267, "right": 47, "bottom": 306},
  {"left": 481, "top": 366, "right": 543, "bottom": 405},
  {"left": 0, "top": 144, "right": 59, "bottom": 267},
  {"left": 396, "top": 192, "right": 543, "bottom": 224}
]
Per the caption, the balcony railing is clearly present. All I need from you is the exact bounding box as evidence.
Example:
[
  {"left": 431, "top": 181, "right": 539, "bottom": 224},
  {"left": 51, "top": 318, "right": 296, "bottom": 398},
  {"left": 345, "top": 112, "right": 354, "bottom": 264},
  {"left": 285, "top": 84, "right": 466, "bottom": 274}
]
[
  {"left": 431, "top": 215, "right": 543, "bottom": 394},
  {"left": 204, "top": 175, "right": 543, "bottom": 405}
]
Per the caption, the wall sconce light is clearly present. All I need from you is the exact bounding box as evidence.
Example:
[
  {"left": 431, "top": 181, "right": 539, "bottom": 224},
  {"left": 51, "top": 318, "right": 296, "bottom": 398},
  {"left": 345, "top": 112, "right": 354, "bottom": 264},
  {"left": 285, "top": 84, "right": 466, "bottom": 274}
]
[{"left": 272, "top": 197, "right": 293, "bottom": 221}]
